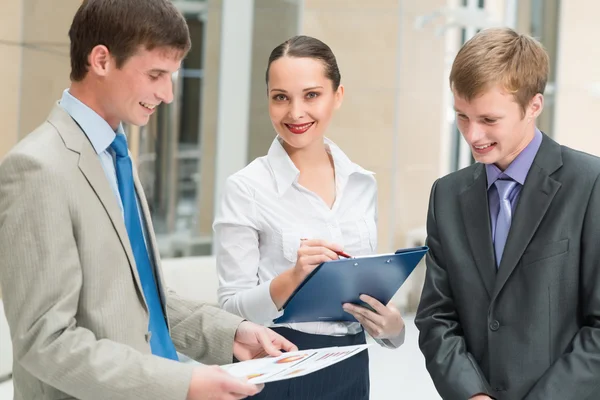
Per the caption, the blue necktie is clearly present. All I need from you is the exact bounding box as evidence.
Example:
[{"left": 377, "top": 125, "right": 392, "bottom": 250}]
[
  {"left": 111, "top": 134, "right": 178, "bottom": 360},
  {"left": 494, "top": 179, "right": 518, "bottom": 268}
]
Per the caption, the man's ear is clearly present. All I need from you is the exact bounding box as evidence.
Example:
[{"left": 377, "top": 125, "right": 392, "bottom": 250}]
[
  {"left": 88, "top": 45, "right": 112, "bottom": 77},
  {"left": 528, "top": 93, "right": 544, "bottom": 121}
]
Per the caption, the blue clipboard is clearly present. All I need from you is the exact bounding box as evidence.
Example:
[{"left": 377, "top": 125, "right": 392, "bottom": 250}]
[{"left": 273, "top": 246, "right": 429, "bottom": 324}]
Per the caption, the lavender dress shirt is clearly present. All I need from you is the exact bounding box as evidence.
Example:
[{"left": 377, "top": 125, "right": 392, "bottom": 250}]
[{"left": 485, "top": 128, "right": 543, "bottom": 247}]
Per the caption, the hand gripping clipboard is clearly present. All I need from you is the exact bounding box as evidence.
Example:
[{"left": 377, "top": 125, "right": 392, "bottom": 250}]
[{"left": 273, "top": 246, "right": 429, "bottom": 324}]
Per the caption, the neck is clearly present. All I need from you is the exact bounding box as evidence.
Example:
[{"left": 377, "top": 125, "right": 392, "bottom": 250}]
[
  {"left": 283, "top": 138, "right": 331, "bottom": 172},
  {"left": 70, "top": 81, "right": 120, "bottom": 130}
]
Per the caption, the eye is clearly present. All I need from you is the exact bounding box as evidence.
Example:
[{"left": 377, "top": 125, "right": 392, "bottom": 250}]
[
  {"left": 272, "top": 94, "right": 287, "bottom": 101},
  {"left": 457, "top": 113, "right": 468, "bottom": 120},
  {"left": 306, "top": 92, "right": 319, "bottom": 99},
  {"left": 484, "top": 118, "right": 497, "bottom": 124},
  {"left": 149, "top": 74, "right": 160, "bottom": 81}
]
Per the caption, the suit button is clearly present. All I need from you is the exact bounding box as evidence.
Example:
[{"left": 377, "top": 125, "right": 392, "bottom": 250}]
[
  {"left": 145, "top": 331, "right": 152, "bottom": 342},
  {"left": 489, "top": 320, "right": 500, "bottom": 331}
]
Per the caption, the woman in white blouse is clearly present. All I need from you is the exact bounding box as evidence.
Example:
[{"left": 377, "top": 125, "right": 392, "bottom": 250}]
[{"left": 213, "top": 35, "right": 405, "bottom": 399}]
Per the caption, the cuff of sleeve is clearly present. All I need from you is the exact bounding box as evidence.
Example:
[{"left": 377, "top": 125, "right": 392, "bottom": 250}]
[
  {"left": 144, "top": 356, "right": 196, "bottom": 400},
  {"left": 375, "top": 325, "right": 406, "bottom": 349},
  {"left": 244, "top": 279, "right": 284, "bottom": 324}
]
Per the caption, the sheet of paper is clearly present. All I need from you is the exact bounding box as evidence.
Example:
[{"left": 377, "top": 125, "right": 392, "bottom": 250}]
[{"left": 220, "top": 344, "right": 371, "bottom": 384}]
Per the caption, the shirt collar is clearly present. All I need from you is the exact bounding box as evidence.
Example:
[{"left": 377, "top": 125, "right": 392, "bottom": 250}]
[
  {"left": 486, "top": 128, "right": 543, "bottom": 189},
  {"left": 58, "top": 89, "right": 125, "bottom": 155},
  {"left": 267, "top": 136, "right": 374, "bottom": 196}
]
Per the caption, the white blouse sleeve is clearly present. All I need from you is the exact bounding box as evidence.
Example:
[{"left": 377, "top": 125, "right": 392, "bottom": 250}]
[{"left": 213, "top": 176, "right": 283, "bottom": 325}]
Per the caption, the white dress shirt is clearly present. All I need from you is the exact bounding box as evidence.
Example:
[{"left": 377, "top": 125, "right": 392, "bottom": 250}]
[{"left": 214, "top": 136, "right": 404, "bottom": 347}]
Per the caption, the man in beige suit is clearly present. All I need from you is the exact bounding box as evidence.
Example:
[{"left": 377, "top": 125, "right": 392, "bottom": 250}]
[{"left": 0, "top": 1, "right": 297, "bottom": 399}]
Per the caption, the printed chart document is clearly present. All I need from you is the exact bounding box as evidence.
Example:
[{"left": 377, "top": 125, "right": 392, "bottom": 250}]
[{"left": 221, "top": 344, "right": 371, "bottom": 384}]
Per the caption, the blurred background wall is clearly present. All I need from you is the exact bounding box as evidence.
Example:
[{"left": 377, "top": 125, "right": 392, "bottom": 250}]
[{"left": 1, "top": 0, "right": 599, "bottom": 307}]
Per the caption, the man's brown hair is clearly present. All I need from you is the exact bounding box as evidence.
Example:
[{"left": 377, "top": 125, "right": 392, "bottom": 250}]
[
  {"left": 69, "top": 0, "right": 191, "bottom": 81},
  {"left": 450, "top": 27, "right": 549, "bottom": 116}
]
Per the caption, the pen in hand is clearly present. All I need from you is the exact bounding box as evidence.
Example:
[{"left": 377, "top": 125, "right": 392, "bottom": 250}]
[
  {"left": 300, "top": 238, "right": 352, "bottom": 259},
  {"left": 336, "top": 250, "right": 353, "bottom": 259}
]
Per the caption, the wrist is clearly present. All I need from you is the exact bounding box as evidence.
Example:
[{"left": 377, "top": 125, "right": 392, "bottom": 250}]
[
  {"left": 186, "top": 368, "right": 201, "bottom": 400},
  {"left": 270, "top": 269, "right": 300, "bottom": 309}
]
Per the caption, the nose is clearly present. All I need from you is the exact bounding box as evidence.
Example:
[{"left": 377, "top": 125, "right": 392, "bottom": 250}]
[
  {"left": 461, "top": 121, "right": 484, "bottom": 144},
  {"left": 156, "top": 75, "right": 174, "bottom": 104},
  {"left": 288, "top": 99, "right": 306, "bottom": 121}
]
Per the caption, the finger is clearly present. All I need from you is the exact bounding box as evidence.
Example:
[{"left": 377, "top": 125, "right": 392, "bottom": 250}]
[
  {"left": 344, "top": 309, "right": 385, "bottom": 338},
  {"left": 257, "top": 329, "right": 281, "bottom": 357},
  {"left": 299, "top": 245, "right": 339, "bottom": 260},
  {"left": 358, "top": 314, "right": 385, "bottom": 338},
  {"left": 230, "top": 384, "right": 263, "bottom": 400},
  {"left": 343, "top": 303, "right": 386, "bottom": 327},
  {"left": 223, "top": 377, "right": 263, "bottom": 397},
  {"left": 251, "top": 349, "right": 268, "bottom": 359},
  {"left": 386, "top": 302, "right": 402, "bottom": 316},
  {"left": 300, "top": 239, "right": 342, "bottom": 252},
  {"left": 273, "top": 333, "right": 298, "bottom": 352},
  {"left": 344, "top": 309, "right": 378, "bottom": 336},
  {"left": 303, "top": 254, "right": 332, "bottom": 267},
  {"left": 359, "top": 294, "right": 390, "bottom": 315},
  {"left": 267, "top": 328, "right": 298, "bottom": 352}
]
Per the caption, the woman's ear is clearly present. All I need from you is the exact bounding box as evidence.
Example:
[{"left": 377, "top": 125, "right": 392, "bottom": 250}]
[{"left": 334, "top": 84, "right": 345, "bottom": 110}]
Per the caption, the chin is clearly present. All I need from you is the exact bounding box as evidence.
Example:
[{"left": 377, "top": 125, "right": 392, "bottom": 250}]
[
  {"left": 276, "top": 133, "right": 301, "bottom": 147},
  {"left": 471, "top": 153, "right": 494, "bottom": 165},
  {"left": 282, "top": 132, "right": 322, "bottom": 149},
  {"left": 130, "top": 116, "right": 151, "bottom": 127}
]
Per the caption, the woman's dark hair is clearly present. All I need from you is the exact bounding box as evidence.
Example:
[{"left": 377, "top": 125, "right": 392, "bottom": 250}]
[{"left": 265, "top": 35, "right": 341, "bottom": 90}]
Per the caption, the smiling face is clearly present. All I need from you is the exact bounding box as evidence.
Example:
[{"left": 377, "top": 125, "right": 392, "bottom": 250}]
[
  {"left": 89, "top": 45, "right": 183, "bottom": 129},
  {"left": 453, "top": 84, "right": 543, "bottom": 170},
  {"left": 267, "top": 56, "right": 343, "bottom": 151}
]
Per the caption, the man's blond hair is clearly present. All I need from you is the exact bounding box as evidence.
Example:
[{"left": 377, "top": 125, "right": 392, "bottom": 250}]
[{"left": 450, "top": 27, "right": 549, "bottom": 116}]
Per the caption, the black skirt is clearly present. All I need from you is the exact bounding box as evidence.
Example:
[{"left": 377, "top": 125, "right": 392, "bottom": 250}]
[{"left": 247, "top": 327, "right": 370, "bottom": 400}]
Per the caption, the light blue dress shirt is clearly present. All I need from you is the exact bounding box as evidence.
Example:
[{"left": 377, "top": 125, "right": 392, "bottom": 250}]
[
  {"left": 59, "top": 89, "right": 125, "bottom": 213},
  {"left": 59, "top": 89, "right": 150, "bottom": 245}
]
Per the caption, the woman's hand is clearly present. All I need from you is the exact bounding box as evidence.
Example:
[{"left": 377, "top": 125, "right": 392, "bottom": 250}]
[
  {"left": 343, "top": 294, "right": 405, "bottom": 339},
  {"left": 270, "top": 238, "right": 342, "bottom": 309},
  {"left": 292, "top": 239, "right": 342, "bottom": 282}
]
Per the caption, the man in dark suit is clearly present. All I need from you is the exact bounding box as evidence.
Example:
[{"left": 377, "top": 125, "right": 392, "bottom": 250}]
[{"left": 415, "top": 27, "right": 600, "bottom": 400}]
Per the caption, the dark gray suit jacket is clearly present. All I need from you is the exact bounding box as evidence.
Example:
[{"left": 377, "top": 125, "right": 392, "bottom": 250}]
[{"left": 415, "top": 134, "right": 600, "bottom": 399}]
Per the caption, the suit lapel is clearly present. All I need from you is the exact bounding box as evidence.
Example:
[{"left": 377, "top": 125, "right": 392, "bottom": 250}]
[
  {"left": 492, "top": 135, "right": 563, "bottom": 298},
  {"left": 133, "top": 169, "right": 169, "bottom": 307},
  {"left": 47, "top": 105, "right": 145, "bottom": 303},
  {"left": 460, "top": 164, "right": 496, "bottom": 298}
]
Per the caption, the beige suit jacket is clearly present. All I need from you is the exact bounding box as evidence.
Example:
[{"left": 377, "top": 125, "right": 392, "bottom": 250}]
[{"left": 0, "top": 105, "right": 244, "bottom": 400}]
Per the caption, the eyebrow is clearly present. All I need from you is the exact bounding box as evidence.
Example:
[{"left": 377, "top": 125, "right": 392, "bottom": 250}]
[
  {"left": 148, "top": 69, "right": 169, "bottom": 75},
  {"left": 269, "top": 86, "right": 324, "bottom": 93},
  {"left": 148, "top": 66, "right": 182, "bottom": 75},
  {"left": 453, "top": 108, "right": 502, "bottom": 119}
]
